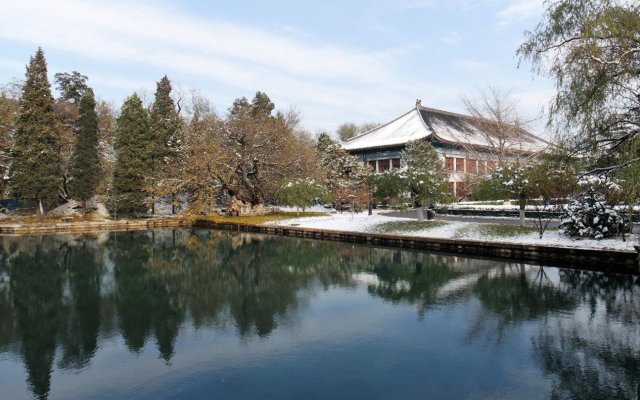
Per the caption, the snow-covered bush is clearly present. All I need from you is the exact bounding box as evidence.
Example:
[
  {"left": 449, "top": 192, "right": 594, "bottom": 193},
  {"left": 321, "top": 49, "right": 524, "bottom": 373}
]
[
  {"left": 560, "top": 188, "right": 628, "bottom": 239},
  {"left": 275, "top": 178, "right": 330, "bottom": 215}
]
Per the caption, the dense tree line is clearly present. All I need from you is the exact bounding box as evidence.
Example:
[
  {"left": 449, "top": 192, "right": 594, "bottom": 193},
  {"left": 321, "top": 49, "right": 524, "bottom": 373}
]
[{"left": 0, "top": 48, "right": 340, "bottom": 218}]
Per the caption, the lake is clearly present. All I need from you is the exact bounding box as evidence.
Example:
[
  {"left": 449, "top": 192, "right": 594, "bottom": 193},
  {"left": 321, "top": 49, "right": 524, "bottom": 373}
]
[{"left": 0, "top": 229, "right": 638, "bottom": 399}]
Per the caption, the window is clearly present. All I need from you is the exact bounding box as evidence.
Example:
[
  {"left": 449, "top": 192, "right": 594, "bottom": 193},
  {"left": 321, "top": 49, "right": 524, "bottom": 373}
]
[
  {"left": 455, "top": 158, "right": 464, "bottom": 172},
  {"left": 378, "top": 159, "right": 390, "bottom": 171},
  {"left": 455, "top": 182, "right": 466, "bottom": 197},
  {"left": 478, "top": 161, "right": 486, "bottom": 175},
  {"left": 467, "top": 159, "right": 477, "bottom": 174},
  {"left": 448, "top": 182, "right": 455, "bottom": 194},
  {"left": 445, "top": 157, "right": 454, "bottom": 171},
  {"left": 392, "top": 158, "right": 401, "bottom": 169},
  {"left": 486, "top": 160, "right": 496, "bottom": 172}
]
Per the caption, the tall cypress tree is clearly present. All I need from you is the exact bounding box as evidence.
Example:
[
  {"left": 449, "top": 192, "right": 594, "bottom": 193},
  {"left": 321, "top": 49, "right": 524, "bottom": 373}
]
[
  {"left": 9, "top": 47, "right": 61, "bottom": 220},
  {"left": 149, "top": 75, "right": 181, "bottom": 214},
  {"left": 111, "top": 93, "right": 151, "bottom": 216},
  {"left": 69, "top": 89, "right": 100, "bottom": 216}
]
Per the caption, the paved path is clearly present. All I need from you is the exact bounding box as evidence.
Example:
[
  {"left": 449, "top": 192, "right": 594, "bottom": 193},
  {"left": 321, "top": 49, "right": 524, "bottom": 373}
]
[{"left": 381, "top": 210, "right": 562, "bottom": 228}]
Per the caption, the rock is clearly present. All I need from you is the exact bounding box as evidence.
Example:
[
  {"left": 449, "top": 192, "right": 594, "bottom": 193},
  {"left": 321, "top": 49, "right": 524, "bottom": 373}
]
[
  {"left": 226, "top": 197, "right": 271, "bottom": 216},
  {"left": 48, "top": 196, "right": 110, "bottom": 219}
]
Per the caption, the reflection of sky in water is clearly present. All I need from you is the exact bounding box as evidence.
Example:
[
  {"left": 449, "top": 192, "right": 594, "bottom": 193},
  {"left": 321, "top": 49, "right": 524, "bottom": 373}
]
[{"left": 0, "top": 230, "right": 637, "bottom": 400}]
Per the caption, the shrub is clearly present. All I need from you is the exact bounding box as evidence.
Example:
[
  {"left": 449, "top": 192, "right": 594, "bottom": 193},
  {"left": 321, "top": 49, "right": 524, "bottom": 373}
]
[
  {"left": 275, "top": 178, "right": 330, "bottom": 214},
  {"left": 560, "top": 188, "right": 628, "bottom": 239}
]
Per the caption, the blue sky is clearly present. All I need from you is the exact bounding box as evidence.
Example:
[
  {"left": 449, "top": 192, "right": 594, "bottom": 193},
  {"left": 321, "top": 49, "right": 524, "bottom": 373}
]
[{"left": 0, "top": 0, "right": 553, "bottom": 135}]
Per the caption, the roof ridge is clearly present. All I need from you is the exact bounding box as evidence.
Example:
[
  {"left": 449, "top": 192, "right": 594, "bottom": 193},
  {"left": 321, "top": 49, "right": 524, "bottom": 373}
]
[
  {"left": 418, "top": 104, "right": 548, "bottom": 144},
  {"left": 343, "top": 107, "right": 417, "bottom": 143},
  {"left": 418, "top": 104, "right": 476, "bottom": 121}
]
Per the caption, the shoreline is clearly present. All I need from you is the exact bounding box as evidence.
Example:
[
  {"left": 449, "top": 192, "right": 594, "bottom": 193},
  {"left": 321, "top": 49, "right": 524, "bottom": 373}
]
[
  {"left": 0, "top": 217, "right": 637, "bottom": 271},
  {"left": 192, "top": 219, "right": 640, "bottom": 271},
  {"left": 0, "top": 218, "right": 190, "bottom": 234}
]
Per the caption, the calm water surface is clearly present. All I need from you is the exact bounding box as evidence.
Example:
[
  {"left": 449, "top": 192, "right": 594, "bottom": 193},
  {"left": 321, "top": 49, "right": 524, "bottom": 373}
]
[{"left": 0, "top": 229, "right": 638, "bottom": 399}]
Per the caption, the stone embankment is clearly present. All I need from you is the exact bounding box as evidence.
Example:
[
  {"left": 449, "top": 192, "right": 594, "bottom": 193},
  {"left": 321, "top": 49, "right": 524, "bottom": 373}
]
[
  {"left": 192, "top": 219, "right": 639, "bottom": 271},
  {"left": 0, "top": 217, "right": 636, "bottom": 271},
  {"left": 0, "top": 218, "right": 189, "bottom": 234}
]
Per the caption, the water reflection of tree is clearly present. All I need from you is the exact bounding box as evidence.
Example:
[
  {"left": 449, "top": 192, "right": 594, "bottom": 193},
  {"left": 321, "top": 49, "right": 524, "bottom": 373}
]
[
  {"left": 366, "top": 250, "right": 462, "bottom": 317},
  {"left": 179, "top": 232, "right": 361, "bottom": 338},
  {"left": 6, "top": 236, "right": 66, "bottom": 400},
  {"left": 473, "top": 265, "right": 578, "bottom": 330},
  {"left": 462, "top": 265, "right": 579, "bottom": 346},
  {"left": 58, "top": 240, "right": 104, "bottom": 369},
  {"left": 532, "top": 270, "right": 640, "bottom": 400}
]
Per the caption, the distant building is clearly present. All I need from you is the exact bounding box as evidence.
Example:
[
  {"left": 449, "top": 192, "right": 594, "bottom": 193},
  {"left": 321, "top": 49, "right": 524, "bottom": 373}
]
[{"left": 341, "top": 100, "right": 550, "bottom": 197}]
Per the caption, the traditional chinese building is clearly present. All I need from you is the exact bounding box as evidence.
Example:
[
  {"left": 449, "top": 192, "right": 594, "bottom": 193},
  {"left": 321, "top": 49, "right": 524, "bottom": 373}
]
[{"left": 341, "top": 100, "right": 550, "bottom": 197}]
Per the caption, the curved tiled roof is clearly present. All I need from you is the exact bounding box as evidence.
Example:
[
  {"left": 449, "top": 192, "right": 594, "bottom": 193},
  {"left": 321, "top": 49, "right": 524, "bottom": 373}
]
[{"left": 342, "top": 103, "right": 549, "bottom": 154}]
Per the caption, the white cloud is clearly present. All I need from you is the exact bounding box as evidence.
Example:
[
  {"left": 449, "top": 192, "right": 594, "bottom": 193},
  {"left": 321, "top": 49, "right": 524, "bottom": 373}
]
[
  {"left": 0, "top": 0, "right": 425, "bottom": 131},
  {"left": 497, "top": 0, "right": 545, "bottom": 28},
  {"left": 0, "top": 0, "right": 390, "bottom": 84},
  {"left": 0, "top": 0, "right": 555, "bottom": 133}
]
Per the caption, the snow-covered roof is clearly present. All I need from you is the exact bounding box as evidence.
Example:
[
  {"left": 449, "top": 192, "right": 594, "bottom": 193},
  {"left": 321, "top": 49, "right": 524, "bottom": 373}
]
[
  {"left": 342, "top": 103, "right": 550, "bottom": 154},
  {"left": 341, "top": 108, "right": 431, "bottom": 151}
]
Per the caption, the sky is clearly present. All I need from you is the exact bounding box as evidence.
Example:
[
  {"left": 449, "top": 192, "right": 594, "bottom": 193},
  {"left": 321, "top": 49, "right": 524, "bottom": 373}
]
[{"left": 0, "top": 0, "right": 555, "bottom": 135}]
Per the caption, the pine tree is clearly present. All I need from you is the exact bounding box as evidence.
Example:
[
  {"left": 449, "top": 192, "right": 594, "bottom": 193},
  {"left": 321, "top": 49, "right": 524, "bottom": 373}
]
[
  {"left": 69, "top": 89, "right": 100, "bottom": 216},
  {"left": 149, "top": 76, "right": 181, "bottom": 214},
  {"left": 9, "top": 47, "right": 61, "bottom": 220},
  {"left": 53, "top": 71, "right": 89, "bottom": 103},
  {"left": 403, "top": 140, "right": 448, "bottom": 220},
  {"left": 111, "top": 93, "right": 151, "bottom": 216}
]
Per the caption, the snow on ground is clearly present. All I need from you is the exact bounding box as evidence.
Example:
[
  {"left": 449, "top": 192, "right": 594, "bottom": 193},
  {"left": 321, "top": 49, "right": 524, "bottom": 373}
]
[
  {"left": 267, "top": 210, "right": 638, "bottom": 251},
  {"left": 270, "top": 209, "right": 415, "bottom": 232},
  {"left": 402, "top": 221, "right": 637, "bottom": 251}
]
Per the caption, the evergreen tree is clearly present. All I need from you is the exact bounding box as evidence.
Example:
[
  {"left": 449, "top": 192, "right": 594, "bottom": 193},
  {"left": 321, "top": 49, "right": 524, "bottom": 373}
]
[
  {"left": 403, "top": 140, "right": 449, "bottom": 220},
  {"left": 149, "top": 76, "right": 181, "bottom": 214},
  {"left": 111, "top": 94, "right": 151, "bottom": 216},
  {"left": 9, "top": 47, "right": 61, "bottom": 220},
  {"left": 53, "top": 71, "right": 89, "bottom": 103},
  {"left": 69, "top": 89, "right": 100, "bottom": 216}
]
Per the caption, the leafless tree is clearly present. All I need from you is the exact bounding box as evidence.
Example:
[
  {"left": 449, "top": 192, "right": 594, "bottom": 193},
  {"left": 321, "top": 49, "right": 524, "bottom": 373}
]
[{"left": 461, "top": 85, "right": 538, "bottom": 168}]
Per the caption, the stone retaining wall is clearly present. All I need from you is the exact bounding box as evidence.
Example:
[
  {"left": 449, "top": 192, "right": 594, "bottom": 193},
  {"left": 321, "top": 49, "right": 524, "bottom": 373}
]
[
  {"left": 193, "top": 219, "right": 639, "bottom": 271},
  {"left": 0, "top": 218, "right": 189, "bottom": 235},
  {"left": 0, "top": 218, "right": 636, "bottom": 271}
]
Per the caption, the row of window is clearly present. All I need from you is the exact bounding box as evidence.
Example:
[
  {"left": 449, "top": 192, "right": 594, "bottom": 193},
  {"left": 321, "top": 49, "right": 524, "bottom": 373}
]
[
  {"left": 367, "top": 157, "right": 496, "bottom": 175},
  {"left": 444, "top": 157, "right": 495, "bottom": 175},
  {"left": 367, "top": 158, "right": 401, "bottom": 172},
  {"left": 448, "top": 182, "right": 470, "bottom": 197}
]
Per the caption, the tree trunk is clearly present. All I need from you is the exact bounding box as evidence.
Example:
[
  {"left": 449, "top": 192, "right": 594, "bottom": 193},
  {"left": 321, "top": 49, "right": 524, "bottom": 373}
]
[
  {"left": 417, "top": 208, "right": 424, "bottom": 222},
  {"left": 82, "top": 199, "right": 87, "bottom": 219},
  {"left": 519, "top": 191, "right": 526, "bottom": 227},
  {"left": 36, "top": 196, "right": 44, "bottom": 223},
  {"left": 171, "top": 193, "right": 176, "bottom": 215}
]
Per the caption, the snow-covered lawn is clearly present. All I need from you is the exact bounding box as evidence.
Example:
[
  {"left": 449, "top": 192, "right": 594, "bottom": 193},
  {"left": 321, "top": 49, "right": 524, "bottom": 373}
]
[{"left": 266, "top": 210, "right": 638, "bottom": 251}]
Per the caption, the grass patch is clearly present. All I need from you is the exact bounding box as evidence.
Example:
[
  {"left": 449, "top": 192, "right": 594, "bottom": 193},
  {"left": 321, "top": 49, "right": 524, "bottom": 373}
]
[
  {"left": 369, "top": 220, "right": 448, "bottom": 234},
  {"left": 192, "top": 211, "right": 327, "bottom": 225},
  {"left": 476, "top": 224, "right": 538, "bottom": 237}
]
